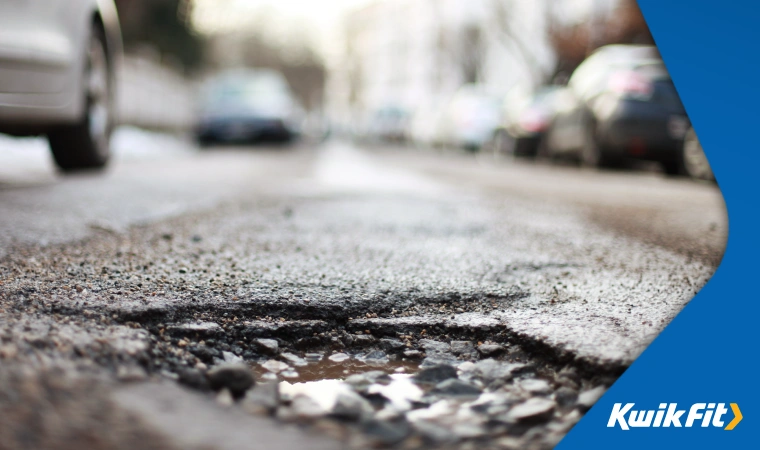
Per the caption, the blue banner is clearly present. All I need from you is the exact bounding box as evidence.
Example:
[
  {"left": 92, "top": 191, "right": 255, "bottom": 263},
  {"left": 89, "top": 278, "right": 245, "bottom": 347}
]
[{"left": 559, "top": 1, "right": 756, "bottom": 447}]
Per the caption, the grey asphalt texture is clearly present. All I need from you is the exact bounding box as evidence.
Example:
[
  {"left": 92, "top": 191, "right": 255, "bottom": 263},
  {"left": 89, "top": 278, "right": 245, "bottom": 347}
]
[{"left": 0, "top": 131, "right": 727, "bottom": 449}]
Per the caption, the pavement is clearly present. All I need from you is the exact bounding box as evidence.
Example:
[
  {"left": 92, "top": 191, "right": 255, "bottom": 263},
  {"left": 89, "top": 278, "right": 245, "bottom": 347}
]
[{"left": 0, "top": 129, "right": 727, "bottom": 449}]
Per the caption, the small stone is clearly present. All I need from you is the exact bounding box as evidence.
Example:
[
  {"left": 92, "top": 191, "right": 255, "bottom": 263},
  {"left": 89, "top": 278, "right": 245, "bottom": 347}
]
[
  {"left": 554, "top": 387, "right": 578, "bottom": 408},
  {"left": 477, "top": 343, "right": 505, "bottom": 356},
  {"left": 304, "top": 352, "right": 323, "bottom": 362},
  {"left": 361, "top": 350, "right": 388, "bottom": 363},
  {"left": 345, "top": 370, "right": 389, "bottom": 389},
  {"left": 415, "top": 364, "right": 458, "bottom": 384},
  {"left": 556, "top": 376, "right": 580, "bottom": 390},
  {"left": 261, "top": 359, "right": 291, "bottom": 373},
  {"left": 252, "top": 338, "right": 279, "bottom": 355},
  {"left": 473, "top": 359, "right": 525, "bottom": 383},
  {"left": 206, "top": 363, "right": 255, "bottom": 399},
  {"left": 450, "top": 341, "right": 475, "bottom": 355},
  {"left": 244, "top": 382, "right": 279, "bottom": 414},
  {"left": 290, "top": 394, "right": 327, "bottom": 420},
  {"left": 216, "top": 388, "right": 234, "bottom": 407},
  {"left": 177, "top": 368, "right": 209, "bottom": 391},
  {"left": 362, "top": 370, "right": 392, "bottom": 384},
  {"left": 362, "top": 418, "right": 411, "bottom": 446},
  {"left": 117, "top": 365, "right": 147, "bottom": 383},
  {"left": 457, "top": 361, "right": 476, "bottom": 373},
  {"left": 557, "top": 366, "right": 581, "bottom": 384},
  {"left": 451, "top": 421, "right": 487, "bottom": 439},
  {"left": 432, "top": 379, "right": 482, "bottom": 397},
  {"left": 506, "top": 398, "right": 556, "bottom": 422},
  {"left": 280, "top": 352, "right": 308, "bottom": 366},
  {"left": 468, "top": 392, "right": 517, "bottom": 413},
  {"left": 420, "top": 354, "right": 460, "bottom": 368},
  {"left": 403, "top": 349, "right": 423, "bottom": 359},
  {"left": 328, "top": 352, "right": 350, "bottom": 362},
  {"left": 175, "top": 322, "right": 221, "bottom": 333},
  {"left": 577, "top": 386, "right": 606, "bottom": 411},
  {"left": 330, "top": 391, "right": 373, "bottom": 422},
  {"left": 222, "top": 351, "right": 242, "bottom": 363},
  {"left": 379, "top": 338, "right": 406, "bottom": 352},
  {"left": 281, "top": 369, "right": 299, "bottom": 378},
  {"left": 419, "top": 339, "right": 451, "bottom": 355},
  {"left": 411, "top": 420, "right": 457, "bottom": 443},
  {"left": 353, "top": 334, "right": 376, "bottom": 346},
  {"left": 519, "top": 379, "right": 552, "bottom": 395}
]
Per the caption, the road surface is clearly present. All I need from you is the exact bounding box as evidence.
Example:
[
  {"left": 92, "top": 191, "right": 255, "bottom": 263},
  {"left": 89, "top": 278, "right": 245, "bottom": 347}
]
[{"left": 0, "top": 129, "right": 727, "bottom": 449}]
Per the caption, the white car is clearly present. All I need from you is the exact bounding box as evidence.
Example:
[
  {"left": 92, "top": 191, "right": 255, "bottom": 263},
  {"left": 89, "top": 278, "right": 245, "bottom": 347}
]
[
  {"left": 0, "top": 0, "right": 122, "bottom": 171},
  {"left": 437, "top": 85, "right": 503, "bottom": 152}
]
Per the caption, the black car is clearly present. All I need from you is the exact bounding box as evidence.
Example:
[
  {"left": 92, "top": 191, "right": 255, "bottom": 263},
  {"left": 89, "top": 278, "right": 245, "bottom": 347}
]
[
  {"left": 543, "top": 45, "right": 689, "bottom": 173},
  {"left": 195, "top": 70, "right": 303, "bottom": 146}
]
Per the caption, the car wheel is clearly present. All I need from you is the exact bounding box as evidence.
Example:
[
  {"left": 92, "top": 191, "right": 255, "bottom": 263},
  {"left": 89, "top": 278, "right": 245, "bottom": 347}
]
[
  {"left": 682, "top": 127, "right": 714, "bottom": 181},
  {"left": 661, "top": 159, "right": 684, "bottom": 176},
  {"left": 515, "top": 137, "right": 540, "bottom": 158},
  {"left": 536, "top": 131, "right": 556, "bottom": 163},
  {"left": 197, "top": 135, "right": 215, "bottom": 148},
  {"left": 48, "top": 26, "right": 112, "bottom": 171}
]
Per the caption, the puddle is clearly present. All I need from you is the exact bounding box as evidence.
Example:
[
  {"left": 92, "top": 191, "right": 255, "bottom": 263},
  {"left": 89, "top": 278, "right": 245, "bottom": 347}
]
[{"left": 252, "top": 352, "right": 420, "bottom": 383}]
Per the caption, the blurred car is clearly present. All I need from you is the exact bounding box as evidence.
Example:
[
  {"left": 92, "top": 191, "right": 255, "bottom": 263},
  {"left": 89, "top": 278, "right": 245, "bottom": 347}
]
[
  {"left": 493, "top": 85, "right": 563, "bottom": 158},
  {"left": 682, "top": 126, "right": 714, "bottom": 181},
  {"left": 543, "top": 45, "right": 688, "bottom": 173},
  {"left": 195, "top": 70, "right": 303, "bottom": 146},
  {"left": 437, "top": 85, "right": 503, "bottom": 152},
  {"left": 356, "top": 106, "right": 410, "bottom": 144},
  {"left": 0, "top": 1, "right": 122, "bottom": 171}
]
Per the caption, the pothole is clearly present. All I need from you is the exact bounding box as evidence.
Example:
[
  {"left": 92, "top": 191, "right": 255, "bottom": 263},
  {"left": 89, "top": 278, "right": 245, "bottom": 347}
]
[{"left": 116, "top": 298, "right": 618, "bottom": 450}]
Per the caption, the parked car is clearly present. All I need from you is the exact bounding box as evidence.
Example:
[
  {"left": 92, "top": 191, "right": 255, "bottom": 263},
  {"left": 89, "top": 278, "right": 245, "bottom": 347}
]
[
  {"left": 357, "top": 106, "right": 410, "bottom": 144},
  {"left": 543, "top": 45, "right": 689, "bottom": 173},
  {"left": 682, "top": 126, "right": 714, "bottom": 181},
  {"left": 493, "top": 85, "right": 563, "bottom": 158},
  {"left": 195, "top": 70, "right": 303, "bottom": 146},
  {"left": 0, "top": 1, "right": 122, "bottom": 171},
  {"left": 437, "top": 85, "right": 503, "bottom": 152}
]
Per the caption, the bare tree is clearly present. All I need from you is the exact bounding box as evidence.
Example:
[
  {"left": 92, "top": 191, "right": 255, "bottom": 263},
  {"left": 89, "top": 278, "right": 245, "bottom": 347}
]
[{"left": 490, "top": 0, "right": 551, "bottom": 86}]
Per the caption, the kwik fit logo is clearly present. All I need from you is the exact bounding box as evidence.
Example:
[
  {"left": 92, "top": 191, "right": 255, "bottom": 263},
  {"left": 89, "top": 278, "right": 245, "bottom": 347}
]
[{"left": 608, "top": 403, "right": 743, "bottom": 430}]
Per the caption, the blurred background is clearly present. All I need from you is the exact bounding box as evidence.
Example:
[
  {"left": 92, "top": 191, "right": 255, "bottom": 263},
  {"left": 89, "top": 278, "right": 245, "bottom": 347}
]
[{"left": 113, "top": 0, "right": 651, "bottom": 136}]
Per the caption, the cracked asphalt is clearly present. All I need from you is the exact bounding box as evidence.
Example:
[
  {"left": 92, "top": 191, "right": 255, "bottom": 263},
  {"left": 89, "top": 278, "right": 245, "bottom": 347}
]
[{"left": 0, "top": 129, "right": 727, "bottom": 449}]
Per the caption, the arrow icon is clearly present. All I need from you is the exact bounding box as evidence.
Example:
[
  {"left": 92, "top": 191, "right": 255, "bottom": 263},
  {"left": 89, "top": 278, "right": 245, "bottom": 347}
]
[{"left": 725, "top": 403, "right": 742, "bottom": 430}]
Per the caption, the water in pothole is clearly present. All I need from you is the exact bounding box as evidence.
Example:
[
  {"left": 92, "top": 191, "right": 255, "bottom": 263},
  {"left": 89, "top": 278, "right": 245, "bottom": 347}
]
[{"left": 252, "top": 351, "right": 421, "bottom": 383}]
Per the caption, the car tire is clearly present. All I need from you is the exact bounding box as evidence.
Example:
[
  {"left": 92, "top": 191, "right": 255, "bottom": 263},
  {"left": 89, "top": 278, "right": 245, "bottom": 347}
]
[
  {"left": 682, "top": 127, "right": 714, "bottom": 181},
  {"left": 515, "top": 137, "right": 540, "bottom": 158},
  {"left": 659, "top": 158, "right": 684, "bottom": 176},
  {"left": 48, "top": 26, "right": 112, "bottom": 171},
  {"left": 197, "top": 136, "right": 215, "bottom": 148},
  {"left": 536, "top": 131, "right": 556, "bottom": 163}
]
